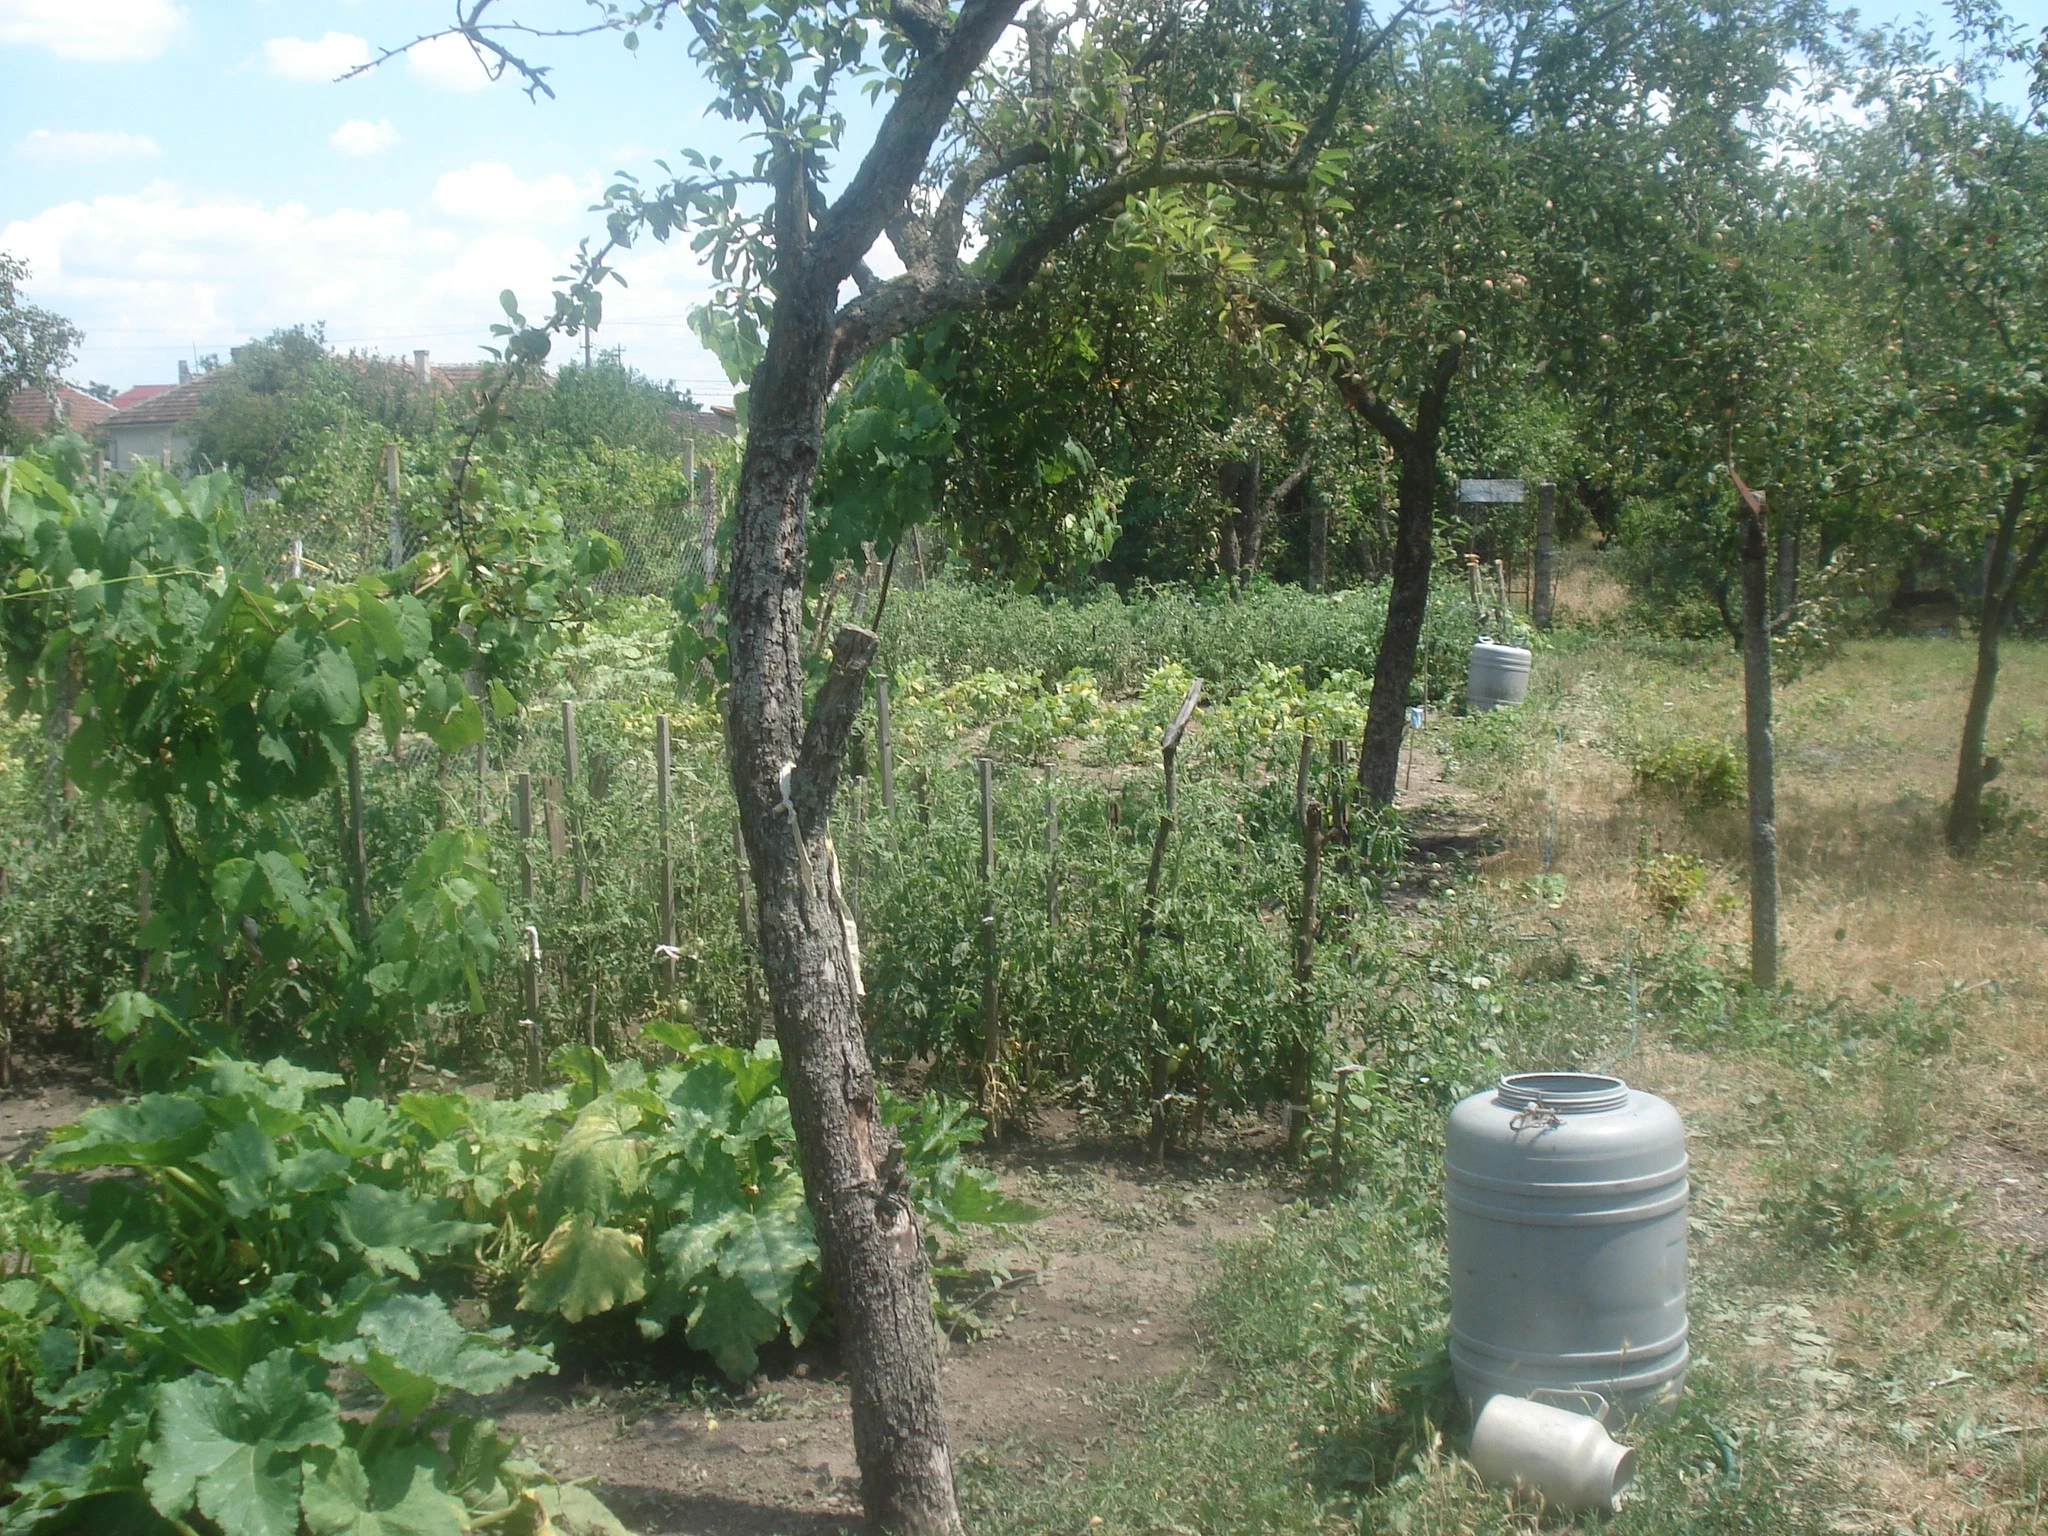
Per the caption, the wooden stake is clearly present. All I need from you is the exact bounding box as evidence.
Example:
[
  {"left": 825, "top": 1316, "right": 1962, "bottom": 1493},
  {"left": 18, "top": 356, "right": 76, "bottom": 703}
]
[
  {"left": 875, "top": 676, "right": 895, "bottom": 812},
  {"left": 515, "top": 771, "right": 535, "bottom": 902},
  {"left": 1137, "top": 811, "right": 1175, "bottom": 1165},
  {"left": 1161, "top": 679, "right": 1202, "bottom": 817},
  {"left": 561, "top": 700, "right": 579, "bottom": 787},
  {"left": 1734, "top": 473, "right": 1779, "bottom": 989},
  {"left": 522, "top": 924, "right": 543, "bottom": 1090},
  {"left": 1289, "top": 803, "right": 1325, "bottom": 1162},
  {"left": 1044, "top": 765, "right": 1058, "bottom": 924},
  {"left": 977, "top": 756, "right": 1002, "bottom": 1138},
  {"left": 345, "top": 741, "right": 372, "bottom": 947},
  {"left": 657, "top": 715, "right": 676, "bottom": 995},
  {"left": 1533, "top": 481, "right": 1557, "bottom": 629}
]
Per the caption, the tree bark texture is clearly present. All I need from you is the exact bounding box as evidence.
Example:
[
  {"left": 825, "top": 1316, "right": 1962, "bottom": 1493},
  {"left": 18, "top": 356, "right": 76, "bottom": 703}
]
[
  {"left": 1737, "top": 487, "right": 1779, "bottom": 991},
  {"left": 1947, "top": 458, "right": 2048, "bottom": 852},
  {"left": 1532, "top": 481, "right": 1556, "bottom": 630}
]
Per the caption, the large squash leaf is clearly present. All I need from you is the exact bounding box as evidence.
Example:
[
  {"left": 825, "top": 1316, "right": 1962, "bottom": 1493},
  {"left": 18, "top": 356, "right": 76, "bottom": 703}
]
[
  {"left": 323, "top": 1294, "right": 552, "bottom": 1424},
  {"left": 517, "top": 1220, "right": 647, "bottom": 1323},
  {"left": 141, "top": 1350, "right": 341, "bottom": 1536},
  {"left": 685, "top": 1274, "right": 783, "bottom": 1381},
  {"left": 536, "top": 1097, "right": 643, "bottom": 1228},
  {"left": 300, "top": 1442, "right": 468, "bottom": 1536},
  {"left": 334, "top": 1185, "right": 492, "bottom": 1279}
]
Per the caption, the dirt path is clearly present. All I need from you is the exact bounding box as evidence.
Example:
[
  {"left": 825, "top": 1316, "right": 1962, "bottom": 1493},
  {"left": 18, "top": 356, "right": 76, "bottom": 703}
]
[{"left": 497, "top": 1139, "right": 1282, "bottom": 1535}]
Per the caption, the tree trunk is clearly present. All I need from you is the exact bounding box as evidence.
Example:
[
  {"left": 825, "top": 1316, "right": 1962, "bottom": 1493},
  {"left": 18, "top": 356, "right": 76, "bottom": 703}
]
[
  {"left": 1309, "top": 476, "right": 1329, "bottom": 593},
  {"left": 1237, "top": 449, "right": 1263, "bottom": 581},
  {"left": 1947, "top": 465, "right": 2046, "bottom": 853},
  {"left": 1737, "top": 486, "right": 1778, "bottom": 990},
  {"left": 1532, "top": 481, "right": 1556, "bottom": 630},
  {"left": 1358, "top": 429, "right": 1445, "bottom": 803},
  {"left": 725, "top": 291, "right": 961, "bottom": 1534}
]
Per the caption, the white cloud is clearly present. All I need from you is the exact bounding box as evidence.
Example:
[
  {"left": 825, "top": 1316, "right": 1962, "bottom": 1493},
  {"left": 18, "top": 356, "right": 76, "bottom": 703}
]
[
  {"left": 261, "top": 31, "right": 369, "bottom": 81},
  {"left": 330, "top": 118, "right": 401, "bottom": 157},
  {"left": 0, "top": 0, "right": 184, "bottom": 61},
  {"left": 16, "top": 128, "right": 162, "bottom": 163},
  {"left": 432, "top": 162, "right": 591, "bottom": 225},
  {"left": 407, "top": 32, "right": 495, "bottom": 93},
  {"left": 1, "top": 182, "right": 728, "bottom": 398}
]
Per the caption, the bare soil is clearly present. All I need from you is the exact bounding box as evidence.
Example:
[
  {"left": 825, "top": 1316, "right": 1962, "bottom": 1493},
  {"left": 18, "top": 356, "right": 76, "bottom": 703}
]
[{"left": 495, "top": 1128, "right": 1283, "bottom": 1535}]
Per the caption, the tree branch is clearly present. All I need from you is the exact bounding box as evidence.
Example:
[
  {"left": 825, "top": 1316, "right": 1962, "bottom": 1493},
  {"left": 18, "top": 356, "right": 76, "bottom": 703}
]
[
  {"left": 810, "top": 0, "right": 1029, "bottom": 284},
  {"left": 1264, "top": 452, "right": 1313, "bottom": 515},
  {"left": 831, "top": 159, "right": 1315, "bottom": 377},
  {"left": 792, "top": 625, "right": 881, "bottom": 837}
]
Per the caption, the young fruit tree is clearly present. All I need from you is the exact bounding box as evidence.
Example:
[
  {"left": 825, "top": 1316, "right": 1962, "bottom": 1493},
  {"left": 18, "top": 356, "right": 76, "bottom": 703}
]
[
  {"left": 1814, "top": 7, "right": 2048, "bottom": 852},
  {"left": 359, "top": 2, "right": 1375, "bottom": 1528}
]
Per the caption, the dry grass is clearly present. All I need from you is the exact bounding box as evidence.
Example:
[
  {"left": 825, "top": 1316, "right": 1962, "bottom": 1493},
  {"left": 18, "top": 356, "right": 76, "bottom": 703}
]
[
  {"left": 1423, "top": 629, "right": 2048, "bottom": 1533},
  {"left": 1462, "top": 634, "right": 2048, "bottom": 1056}
]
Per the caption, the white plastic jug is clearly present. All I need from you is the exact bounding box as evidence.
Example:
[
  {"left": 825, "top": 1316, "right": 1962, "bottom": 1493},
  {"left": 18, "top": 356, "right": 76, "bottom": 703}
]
[{"left": 1468, "top": 1393, "right": 1636, "bottom": 1513}]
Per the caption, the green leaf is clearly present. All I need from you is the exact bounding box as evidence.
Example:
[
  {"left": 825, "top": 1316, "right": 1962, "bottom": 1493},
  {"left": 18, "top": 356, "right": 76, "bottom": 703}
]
[
  {"left": 142, "top": 1350, "right": 341, "bottom": 1536},
  {"left": 685, "top": 1272, "right": 782, "bottom": 1381},
  {"left": 536, "top": 1098, "right": 642, "bottom": 1228},
  {"left": 943, "top": 1170, "right": 1044, "bottom": 1228},
  {"left": 300, "top": 1443, "right": 468, "bottom": 1536},
  {"left": 517, "top": 1219, "right": 646, "bottom": 1324},
  {"left": 322, "top": 1294, "right": 552, "bottom": 1425},
  {"left": 39, "top": 1094, "right": 207, "bottom": 1171},
  {"left": 415, "top": 671, "right": 483, "bottom": 754},
  {"left": 654, "top": 1203, "right": 744, "bottom": 1290},
  {"left": 718, "top": 1172, "right": 817, "bottom": 1319},
  {"left": 334, "top": 1185, "right": 491, "bottom": 1279}
]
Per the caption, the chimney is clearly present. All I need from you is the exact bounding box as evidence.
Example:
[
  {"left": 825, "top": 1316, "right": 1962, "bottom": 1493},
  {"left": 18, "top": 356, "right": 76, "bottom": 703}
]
[
  {"left": 177, "top": 360, "right": 191, "bottom": 385},
  {"left": 414, "top": 349, "right": 430, "bottom": 384}
]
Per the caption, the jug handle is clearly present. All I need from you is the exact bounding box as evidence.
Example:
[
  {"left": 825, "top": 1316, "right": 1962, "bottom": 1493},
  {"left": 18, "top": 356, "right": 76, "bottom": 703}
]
[{"left": 1528, "top": 1387, "right": 1614, "bottom": 1427}]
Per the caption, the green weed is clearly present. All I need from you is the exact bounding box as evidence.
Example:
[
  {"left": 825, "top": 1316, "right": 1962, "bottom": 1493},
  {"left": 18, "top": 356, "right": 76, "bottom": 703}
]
[{"left": 1632, "top": 735, "right": 1746, "bottom": 807}]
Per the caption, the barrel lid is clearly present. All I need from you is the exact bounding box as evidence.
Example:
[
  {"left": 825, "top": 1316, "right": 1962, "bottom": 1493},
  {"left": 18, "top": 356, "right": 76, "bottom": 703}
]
[
  {"left": 1446, "top": 1072, "right": 1687, "bottom": 1188},
  {"left": 1471, "top": 637, "right": 1533, "bottom": 662},
  {"left": 1497, "top": 1072, "right": 1629, "bottom": 1113}
]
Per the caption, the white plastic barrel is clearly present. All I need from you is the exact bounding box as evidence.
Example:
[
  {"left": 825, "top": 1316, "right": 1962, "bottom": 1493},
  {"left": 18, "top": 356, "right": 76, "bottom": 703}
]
[
  {"left": 1466, "top": 638, "right": 1531, "bottom": 711},
  {"left": 1446, "top": 1072, "right": 1688, "bottom": 1417}
]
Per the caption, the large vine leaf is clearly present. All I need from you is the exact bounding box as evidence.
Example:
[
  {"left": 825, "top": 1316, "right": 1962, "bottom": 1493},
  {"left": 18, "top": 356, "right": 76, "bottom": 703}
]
[
  {"left": 333, "top": 1185, "right": 492, "bottom": 1279},
  {"left": 322, "top": 1294, "right": 552, "bottom": 1424},
  {"left": 517, "top": 1220, "right": 647, "bottom": 1324},
  {"left": 141, "top": 1350, "right": 342, "bottom": 1536},
  {"left": 300, "top": 1442, "right": 468, "bottom": 1536}
]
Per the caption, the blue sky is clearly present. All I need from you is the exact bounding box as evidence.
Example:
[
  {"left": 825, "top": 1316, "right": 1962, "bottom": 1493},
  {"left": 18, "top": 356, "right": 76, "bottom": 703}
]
[{"left": 3, "top": 0, "right": 2044, "bottom": 404}]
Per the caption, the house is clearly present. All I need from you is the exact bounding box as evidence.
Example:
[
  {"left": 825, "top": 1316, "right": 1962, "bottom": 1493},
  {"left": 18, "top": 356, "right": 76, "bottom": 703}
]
[
  {"left": 6, "top": 384, "right": 117, "bottom": 438},
  {"left": 104, "top": 372, "right": 217, "bottom": 470}
]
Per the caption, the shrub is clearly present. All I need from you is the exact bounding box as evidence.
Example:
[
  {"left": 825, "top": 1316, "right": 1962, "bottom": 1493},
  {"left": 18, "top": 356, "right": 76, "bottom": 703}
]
[
  {"left": 1635, "top": 850, "right": 1709, "bottom": 918},
  {"left": 1632, "top": 736, "right": 1745, "bottom": 807}
]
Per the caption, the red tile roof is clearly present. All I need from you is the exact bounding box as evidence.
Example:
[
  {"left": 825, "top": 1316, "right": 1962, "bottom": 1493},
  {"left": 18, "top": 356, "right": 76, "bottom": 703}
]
[
  {"left": 7, "top": 385, "right": 117, "bottom": 434},
  {"left": 109, "top": 384, "right": 173, "bottom": 411},
  {"left": 103, "top": 374, "right": 218, "bottom": 427}
]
